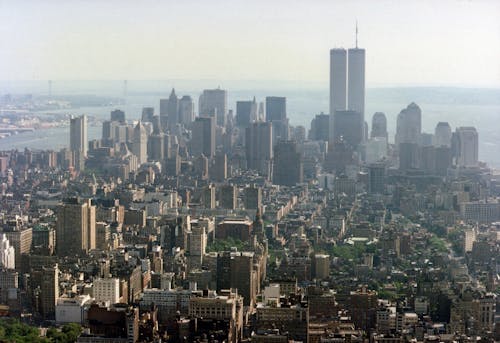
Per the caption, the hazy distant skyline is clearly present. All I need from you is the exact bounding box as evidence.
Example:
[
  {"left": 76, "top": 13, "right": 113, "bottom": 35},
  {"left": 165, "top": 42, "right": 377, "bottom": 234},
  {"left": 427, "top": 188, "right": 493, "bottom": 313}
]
[{"left": 1, "top": 0, "right": 499, "bottom": 87}]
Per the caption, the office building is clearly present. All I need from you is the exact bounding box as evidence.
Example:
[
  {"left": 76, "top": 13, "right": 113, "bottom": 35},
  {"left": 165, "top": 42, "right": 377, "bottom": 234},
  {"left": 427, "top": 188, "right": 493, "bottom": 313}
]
[
  {"left": 244, "top": 185, "right": 262, "bottom": 210},
  {"left": 3, "top": 227, "right": 32, "bottom": 271},
  {"left": 236, "top": 99, "right": 257, "bottom": 127},
  {"left": 399, "top": 142, "right": 419, "bottom": 171},
  {"left": 191, "top": 117, "right": 215, "bottom": 158},
  {"left": 332, "top": 110, "right": 363, "bottom": 149},
  {"left": 265, "top": 96, "right": 286, "bottom": 122},
  {"left": 395, "top": 103, "right": 421, "bottom": 146},
  {"left": 132, "top": 121, "right": 148, "bottom": 165},
  {"left": 56, "top": 198, "right": 96, "bottom": 256},
  {"left": 309, "top": 113, "right": 330, "bottom": 142},
  {"left": 178, "top": 95, "right": 195, "bottom": 125},
  {"left": 245, "top": 122, "right": 273, "bottom": 176},
  {"left": 110, "top": 109, "right": 126, "bottom": 123},
  {"left": 166, "top": 88, "right": 179, "bottom": 129},
  {"left": 148, "top": 118, "right": 164, "bottom": 161},
  {"left": 368, "top": 163, "right": 386, "bottom": 194},
  {"left": 434, "top": 122, "right": 452, "bottom": 147},
  {"left": 210, "top": 152, "right": 227, "bottom": 182},
  {"left": 199, "top": 88, "right": 227, "bottom": 127},
  {"left": 329, "top": 45, "right": 365, "bottom": 147},
  {"left": 93, "top": 278, "right": 121, "bottom": 304},
  {"left": 32, "top": 264, "right": 59, "bottom": 318},
  {"left": 347, "top": 47, "right": 366, "bottom": 120},
  {"left": 0, "top": 234, "right": 15, "bottom": 270},
  {"left": 141, "top": 107, "right": 154, "bottom": 123},
  {"left": 218, "top": 184, "right": 237, "bottom": 210},
  {"left": 454, "top": 126, "right": 478, "bottom": 167},
  {"left": 70, "top": 114, "right": 88, "bottom": 158},
  {"left": 273, "top": 140, "right": 303, "bottom": 186},
  {"left": 329, "top": 48, "right": 348, "bottom": 124},
  {"left": 371, "top": 112, "right": 388, "bottom": 139}
]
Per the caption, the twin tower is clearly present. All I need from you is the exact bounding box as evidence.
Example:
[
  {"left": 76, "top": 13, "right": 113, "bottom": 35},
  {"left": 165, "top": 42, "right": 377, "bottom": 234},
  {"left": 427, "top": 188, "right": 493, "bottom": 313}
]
[{"left": 329, "top": 46, "right": 366, "bottom": 148}]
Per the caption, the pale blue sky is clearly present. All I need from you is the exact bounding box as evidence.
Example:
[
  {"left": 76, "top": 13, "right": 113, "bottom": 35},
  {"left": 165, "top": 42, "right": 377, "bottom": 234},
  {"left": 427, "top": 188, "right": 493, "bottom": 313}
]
[{"left": 1, "top": 0, "right": 499, "bottom": 86}]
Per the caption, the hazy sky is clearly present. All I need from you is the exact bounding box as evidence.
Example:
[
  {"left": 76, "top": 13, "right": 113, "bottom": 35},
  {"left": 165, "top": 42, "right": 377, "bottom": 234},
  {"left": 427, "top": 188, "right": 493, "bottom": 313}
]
[{"left": 1, "top": 0, "right": 499, "bottom": 87}]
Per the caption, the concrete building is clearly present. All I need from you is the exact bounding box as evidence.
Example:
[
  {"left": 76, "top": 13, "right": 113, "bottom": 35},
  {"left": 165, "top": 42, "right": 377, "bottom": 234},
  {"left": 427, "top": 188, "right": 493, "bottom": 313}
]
[
  {"left": 0, "top": 234, "right": 15, "bottom": 270},
  {"left": 236, "top": 99, "right": 257, "bottom": 128},
  {"left": 70, "top": 114, "right": 88, "bottom": 158},
  {"left": 55, "top": 294, "right": 92, "bottom": 324},
  {"left": 189, "top": 289, "right": 244, "bottom": 343},
  {"left": 199, "top": 88, "right": 227, "bottom": 127},
  {"left": 309, "top": 113, "right": 330, "bottom": 142},
  {"left": 56, "top": 198, "right": 96, "bottom": 256},
  {"left": 32, "top": 264, "right": 59, "bottom": 318},
  {"left": 313, "top": 254, "right": 330, "bottom": 279},
  {"left": 246, "top": 121, "right": 273, "bottom": 176},
  {"left": 218, "top": 184, "right": 238, "bottom": 210},
  {"left": 132, "top": 121, "right": 148, "bottom": 165},
  {"left": 178, "top": 95, "right": 194, "bottom": 125},
  {"left": 191, "top": 117, "right": 215, "bottom": 158},
  {"left": 329, "top": 48, "right": 347, "bottom": 147},
  {"left": 93, "top": 278, "right": 121, "bottom": 305},
  {"left": 454, "top": 126, "right": 479, "bottom": 167},
  {"left": 434, "top": 122, "right": 452, "bottom": 147},
  {"left": 272, "top": 140, "right": 303, "bottom": 186},
  {"left": 3, "top": 227, "right": 32, "bottom": 271},
  {"left": 265, "top": 96, "right": 286, "bottom": 122},
  {"left": 395, "top": 103, "right": 422, "bottom": 147},
  {"left": 332, "top": 110, "right": 363, "bottom": 149},
  {"left": 371, "top": 112, "right": 388, "bottom": 139},
  {"left": 244, "top": 185, "right": 262, "bottom": 210},
  {"left": 347, "top": 47, "right": 366, "bottom": 122}
]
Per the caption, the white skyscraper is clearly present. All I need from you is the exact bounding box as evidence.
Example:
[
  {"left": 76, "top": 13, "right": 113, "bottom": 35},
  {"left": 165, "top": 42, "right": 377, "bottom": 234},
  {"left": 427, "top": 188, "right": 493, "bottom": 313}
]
[
  {"left": 0, "top": 234, "right": 15, "bottom": 270},
  {"left": 133, "top": 121, "right": 148, "bottom": 165},
  {"left": 70, "top": 114, "right": 88, "bottom": 157}
]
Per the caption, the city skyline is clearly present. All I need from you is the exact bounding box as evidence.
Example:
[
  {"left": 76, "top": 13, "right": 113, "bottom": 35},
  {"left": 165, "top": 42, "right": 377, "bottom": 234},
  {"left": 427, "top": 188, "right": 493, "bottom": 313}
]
[{"left": 1, "top": 0, "right": 499, "bottom": 87}]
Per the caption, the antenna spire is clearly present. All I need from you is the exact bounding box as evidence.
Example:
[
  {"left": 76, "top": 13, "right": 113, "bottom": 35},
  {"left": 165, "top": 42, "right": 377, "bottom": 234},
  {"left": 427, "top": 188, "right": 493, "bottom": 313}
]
[{"left": 355, "top": 20, "right": 358, "bottom": 48}]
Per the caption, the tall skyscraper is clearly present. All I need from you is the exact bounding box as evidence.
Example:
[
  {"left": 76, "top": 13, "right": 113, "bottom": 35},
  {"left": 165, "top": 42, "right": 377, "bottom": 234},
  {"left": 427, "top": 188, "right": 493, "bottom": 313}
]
[
  {"left": 159, "top": 98, "right": 169, "bottom": 131},
  {"left": 265, "top": 96, "right": 286, "bottom": 122},
  {"left": 329, "top": 48, "right": 347, "bottom": 146},
  {"left": 167, "top": 88, "right": 179, "bottom": 129},
  {"left": 148, "top": 116, "right": 164, "bottom": 161},
  {"left": 178, "top": 95, "right": 195, "bottom": 125},
  {"left": 347, "top": 47, "right": 366, "bottom": 119},
  {"left": 141, "top": 107, "right": 154, "bottom": 123},
  {"left": 110, "top": 109, "right": 126, "bottom": 123},
  {"left": 236, "top": 98, "right": 257, "bottom": 127},
  {"left": 454, "top": 127, "right": 478, "bottom": 167},
  {"left": 70, "top": 114, "right": 88, "bottom": 158},
  {"left": 273, "top": 140, "right": 303, "bottom": 186},
  {"left": 133, "top": 121, "right": 148, "bottom": 165},
  {"left": 309, "top": 113, "right": 330, "bottom": 142},
  {"left": 199, "top": 88, "right": 227, "bottom": 127},
  {"left": 434, "top": 122, "right": 452, "bottom": 147},
  {"left": 245, "top": 122, "right": 273, "bottom": 176},
  {"left": 191, "top": 117, "right": 215, "bottom": 158},
  {"left": 332, "top": 110, "right": 363, "bottom": 148},
  {"left": 371, "top": 112, "right": 388, "bottom": 139},
  {"left": 395, "top": 103, "right": 422, "bottom": 146},
  {"left": 329, "top": 42, "right": 365, "bottom": 148},
  {"left": 56, "top": 198, "right": 96, "bottom": 256}
]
